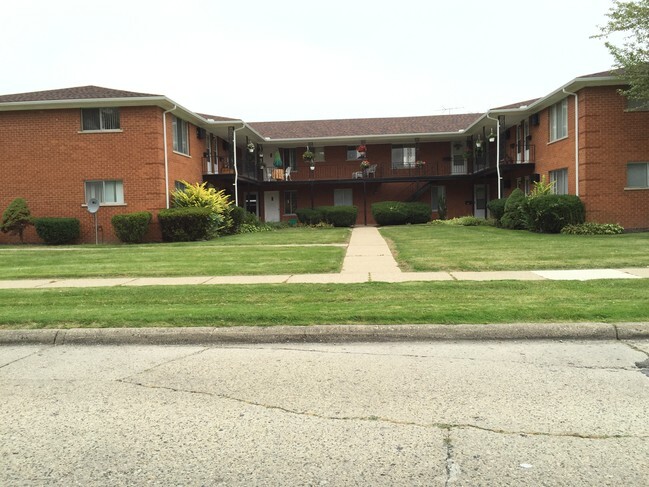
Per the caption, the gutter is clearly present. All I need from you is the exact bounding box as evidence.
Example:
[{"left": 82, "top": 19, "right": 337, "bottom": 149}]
[
  {"left": 486, "top": 112, "right": 502, "bottom": 199},
  {"left": 232, "top": 123, "right": 247, "bottom": 207},
  {"left": 162, "top": 105, "right": 177, "bottom": 209},
  {"left": 563, "top": 88, "right": 580, "bottom": 196}
]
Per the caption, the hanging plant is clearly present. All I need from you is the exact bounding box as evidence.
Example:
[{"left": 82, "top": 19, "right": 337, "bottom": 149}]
[
  {"left": 357, "top": 145, "right": 367, "bottom": 153},
  {"left": 247, "top": 142, "right": 255, "bottom": 153},
  {"left": 302, "top": 150, "right": 314, "bottom": 161}
]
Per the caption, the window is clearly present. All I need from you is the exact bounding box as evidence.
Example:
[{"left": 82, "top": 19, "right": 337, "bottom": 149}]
[
  {"left": 627, "top": 163, "right": 649, "bottom": 188},
  {"left": 81, "top": 108, "right": 120, "bottom": 131},
  {"left": 550, "top": 169, "right": 568, "bottom": 195},
  {"left": 174, "top": 180, "right": 188, "bottom": 192},
  {"left": 281, "top": 148, "right": 297, "bottom": 171},
  {"left": 314, "top": 147, "right": 326, "bottom": 163},
  {"left": 85, "top": 180, "right": 124, "bottom": 204},
  {"left": 347, "top": 146, "right": 365, "bottom": 161},
  {"left": 431, "top": 186, "right": 445, "bottom": 211},
  {"left": 627, "top": 98, "right": 649, "bottom": 111},
  {"left": 172, "top": 116, "right": 189, "bottom": 155},
  {"left": 284, "top": 190, "right": 297, "bottom": 215},
  {"left": 334, "top": 188, "right": 353, "bottom": 206},
  {"left": 392, "top": 144, "right": 416, "bottom": 169},
  {"left": 549, "top": 98, "right": 568, "bottom": 142}
]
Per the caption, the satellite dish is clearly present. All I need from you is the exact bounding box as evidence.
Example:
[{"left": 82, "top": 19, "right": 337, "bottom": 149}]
[{"left": 87, "top": 198, "right": 100, "bottom": 214}]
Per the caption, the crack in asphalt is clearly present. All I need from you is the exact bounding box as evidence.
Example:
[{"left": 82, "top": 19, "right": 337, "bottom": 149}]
[
  {"left": 116, "top": 378, "right": 649, "bottom": 441},
  {"left": 116, "top": 347, "right": 211, "bottom": 383}
]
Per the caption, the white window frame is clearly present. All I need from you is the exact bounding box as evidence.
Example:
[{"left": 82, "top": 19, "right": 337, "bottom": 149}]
[
  {"left": 314, "top": 147, "right": 326, "bottom": 163},
  {"left": 392, "top": 144, "right": 416, "bottom": 169},
  {"left": 549, "top": 98, "right": 568, "bottom": 142},
  {"left": 84, "top": 180, "right": 124, "bottom": 205},
  {"left": 626, "top": 162, "right": 649, "bottom": 189},
  {"left": 550, "top": 169, "right": 568, "bottom": 195},
  {"left": 80, "top": 107, "right": 121, "bottom": 132},
  {"left": 347, "top": 146, "right": 361, "bottom": 161},
  {"left": 172, "top": 116, "right": 189, "bottom": 155}
]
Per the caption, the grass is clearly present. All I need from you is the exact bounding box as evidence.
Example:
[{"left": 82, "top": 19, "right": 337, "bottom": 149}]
[
  {"left": 0, "top": 228, "right": 350, "bottom": 279},
  {"left": 0, "top": 280, "right": 647, "bottom": 328},
  {"left": 380, "top": 225, "right": 649, "bottom": 271}
]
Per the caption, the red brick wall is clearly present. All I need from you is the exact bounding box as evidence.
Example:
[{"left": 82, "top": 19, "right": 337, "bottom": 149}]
[{"left": 0, "top": 106, "right": 205, "bottom": 244}]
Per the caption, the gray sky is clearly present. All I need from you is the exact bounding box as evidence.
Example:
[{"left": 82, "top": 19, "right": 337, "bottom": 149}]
[{"left": 2, "top": 0, "right": 615, "bottom": 121}]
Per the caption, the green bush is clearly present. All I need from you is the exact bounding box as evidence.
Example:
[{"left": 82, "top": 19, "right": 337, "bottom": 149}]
[
  {"left": 228, "top": 206, "right": 247, "bottom": 234},
  {"left": 158, "top": 207, "right": 214, "bottom": 242},
  {"left": 486, "top": 198, "right": 507, "bottom": 224},
  {"left": 318, "top": 206, "right": 358, "bottom": 227},
  {"left": 111, "top": 211, "right": 152, "bottom": 243},
  {"left": 527, "top": 194, "right": 585, "bottom": 233},
  {"left": 33, "top": 217, "right": 80, "bottom": 245},
  {"left": 561, "top": 222, "right": 623, "bottom": 235},
  {"left": 501, "top": 189, "right": 529, "bottom": 230},
  {"left": 170, "top": 181, "right": 233, "bottom": 236},
  {"left": 1, "top": 198, "right": 32, "bottom": 243},
  {"left": 296, "top": 208, "right": 325, "bottom": 225},
  {"left": 371, "top": 201, "right": 431, "bottom": 226}
]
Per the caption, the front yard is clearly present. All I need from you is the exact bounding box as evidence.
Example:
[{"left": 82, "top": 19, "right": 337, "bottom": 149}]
[{"left": 380, "top": 224, "right": 649, "bottom": 271}]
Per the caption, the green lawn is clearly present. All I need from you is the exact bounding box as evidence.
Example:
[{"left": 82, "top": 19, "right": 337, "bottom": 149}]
[
  {"left": 0, "top": 280, "right": 647, "bottom": 328},
  {"left": 380, "top": 225, "right": 649, "bottom": 271},
  {"left": 0, "top": 228, "right": 350, "bottom": 279}
]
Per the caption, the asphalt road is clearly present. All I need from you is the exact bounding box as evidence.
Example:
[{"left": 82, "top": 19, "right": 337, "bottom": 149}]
[{"left": 2, "top": 340, "right": 649, "bottom": 486}]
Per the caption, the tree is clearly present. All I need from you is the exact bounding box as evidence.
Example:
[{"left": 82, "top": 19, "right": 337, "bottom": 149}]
[
  {"left": 594, "top": 0, "right": 649, "bottom": 107},
  {"left": 1, "top": 198, "right": 33, "bottom": 243}
]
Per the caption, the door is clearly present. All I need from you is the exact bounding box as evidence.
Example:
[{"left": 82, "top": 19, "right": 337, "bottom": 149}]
[
  {"left": 451, "top": 142, "right": 467, "bottom": 175},
  {"left": 474, "top": 184, "right": 488, "bottom": 219},
  {"left": 264, "top": 191, "right": 280, "bottom": 222},
  {"left": 523, "top": 120, "right": 530, "bottom": 162}
]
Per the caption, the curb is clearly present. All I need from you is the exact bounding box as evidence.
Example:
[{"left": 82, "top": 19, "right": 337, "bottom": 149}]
[{"left": 1, "top": 323, "right": 648, "bottom": 346}]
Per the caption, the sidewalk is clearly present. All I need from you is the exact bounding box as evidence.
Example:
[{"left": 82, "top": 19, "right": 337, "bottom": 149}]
[{"left": 0, "top": 226, "right": 648, "bottom": 289}]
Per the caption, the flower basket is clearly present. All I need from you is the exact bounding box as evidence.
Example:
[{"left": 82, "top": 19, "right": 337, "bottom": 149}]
[
  {"left": 360, "top": 160, "right": 370, "bottom": 169},
  {"left": 302, "top": 150, "right": 314, "bottom": 161},
  {"left": 415, "top": 160, "right": 426, "bottom": 168},
  {"left": 356, "top": 145, "right": 367, "bottom": 154},
  {"left": 247, "top": 142, "right": 255, "bottom": 153}
]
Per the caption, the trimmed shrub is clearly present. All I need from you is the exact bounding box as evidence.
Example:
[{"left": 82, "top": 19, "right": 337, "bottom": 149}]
[
  {"left": 158, "top": 207, "right": 213, "bottom": 242},
  {"left": 561, "top": 222, "right": 624, "bottom": 235},
  {"left": 371, "top": 201, "right": 432, "bottom": 226},
  {"left": 486, "top": 198, "right": 507, "bottom": 224},
  {"left": 111, "top": 211, "right": 152, "bottom": 243},
  {"left": 501, "top": 189, "right": 529, "bottom": 230},
  {"left": 318, "top": 206, "right": 358, "bottom": 227},
  {"left": 527, "top": 194, "right": 585, "bottom": 233},
  {"left": 33, "top": 217, "right": 80, "bottom": 245},
  {"left": 170, "top": 181, "right": 233, "bottom": 236},
  {"left": 228, "top": 206, "right": 247, "bottom": 234},
  {"left": 1, "top": 197, "right": 32, "bottom": 243},
  {"left": 296, "top": 208, "right": 325, "bottom": 225}
]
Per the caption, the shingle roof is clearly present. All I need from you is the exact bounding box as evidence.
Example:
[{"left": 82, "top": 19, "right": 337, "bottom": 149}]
[
  {"left": 248, "top": 113, "right": 483, "bottom": 140},
  {"left": 492, "top": 98, "right": 542, "bottom": 110},
  {"left": 0, "top": 85, "right": 160, "bottom": 103},
  {"left": 579, "top": 68, "right": 624, "bottom": 78}
]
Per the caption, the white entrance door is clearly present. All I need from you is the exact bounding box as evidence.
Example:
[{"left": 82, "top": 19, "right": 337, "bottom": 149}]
[
  {"left": 264, "top": 191, "right": 280, "bottom": 222},
  {"left": 474, "top": 184, "right": 488, "bottom": 219}
]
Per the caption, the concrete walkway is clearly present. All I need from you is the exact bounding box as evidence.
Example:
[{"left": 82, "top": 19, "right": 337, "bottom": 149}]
[{"left": 0, "top": 226, "right": 648, "bottom": 289}]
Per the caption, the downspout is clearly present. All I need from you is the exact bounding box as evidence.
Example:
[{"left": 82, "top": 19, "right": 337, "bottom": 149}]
[
  {"left": 162, "top": 105, "right": 177, "bottom": 209},
  {"left": 232, "top": 124, "right": 246, "bottom": 207},
  {"left": 486, "top": 113, "right": 501, "bottom": 198},
  {"left": 562, "top": 88, "right": 579, "bottom": 196}
]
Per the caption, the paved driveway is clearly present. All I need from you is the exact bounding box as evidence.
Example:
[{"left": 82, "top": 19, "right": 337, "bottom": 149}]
[{"left": 2, "top": 340, "right": 649, "bottom": 485}]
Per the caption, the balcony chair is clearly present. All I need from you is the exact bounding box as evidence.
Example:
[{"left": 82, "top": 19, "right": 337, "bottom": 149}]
[
  {"left": 366, "top": 164, "right": 377, "bottom": 178},
  {"left": 285, "top": 166, "right": 292, "bottom": 181}
]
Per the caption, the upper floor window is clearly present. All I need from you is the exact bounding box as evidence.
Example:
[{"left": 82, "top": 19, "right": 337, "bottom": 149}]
[
  {"left": 85, "top": 180, "right": 124, "bottom": 205},
  {"left": 172, "top": 116, "right": 189, "bottom": 155},
  {"left": 281, "top": 148, "right": 297, "bottom": 171},
  {"left": 347, "top": 146, "right": 363, "bottom": 161},
  {"left": 549, "top": 98, "right": 568, "bottom": 142},
  {"left": 81, "top": 108, "right": 120, "bottom": 131},
  {"left": 626, "top": 97, "right": 649, "bottom": 111},
  {"left": 313, "top": 147, "right": 326, "bottom": 163},
  {"left": 550, "top": 168, "right": 568, "bottom": 195},
  {"left": 392, "top": 144, "right": 416, "bottom": 169},
  {"left": 627, "top": 162, "right": 649, "bottom": 188}
]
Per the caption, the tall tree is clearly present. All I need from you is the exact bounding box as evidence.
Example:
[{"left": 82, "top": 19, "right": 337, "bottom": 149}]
[{"left": 594, "top": 0, "right": 649, "bottom": 107}]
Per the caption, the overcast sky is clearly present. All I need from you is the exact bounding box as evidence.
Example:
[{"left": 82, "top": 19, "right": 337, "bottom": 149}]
[{"left": 2, "top": 0, "right": 615, "bottom": 121}]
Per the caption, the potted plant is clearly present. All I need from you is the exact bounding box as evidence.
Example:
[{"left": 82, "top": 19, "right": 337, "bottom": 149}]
[
  {"left": 360, "top": 160, "right": 370, "bottom": 169},
  {"left": 415, "top": 160, "right": 426, "bottom": 168},
  {"left": 247, "top": 142, "right": 255, "bottom": 153},
  {"left": 357, "top": 145, "right": 367, "bottom": 153}
]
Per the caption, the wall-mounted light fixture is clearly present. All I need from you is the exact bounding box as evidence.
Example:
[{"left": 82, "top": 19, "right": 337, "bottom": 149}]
[{"left": 488, "top": 129, "right": 496, "bottom": 143}]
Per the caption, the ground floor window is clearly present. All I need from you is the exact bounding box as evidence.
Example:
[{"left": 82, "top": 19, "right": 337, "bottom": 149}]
[
  {"left": 334, "top": 188, "right": 353, "bottom": 206},
  {"left": 284, "top": 190, "right": 297, "bottom": 215},
  {"left": 84, "top": 180, "right": 124, "bottom": 204},
  {"left": 430, "top": 186, "right": 445, "bottom": 211},
  {"left": 627, "top": 162, "right": 649, "bottom": 188},
  {"left": 550, "top": 168, "right": 568, "bottom": 195}
]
